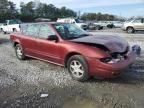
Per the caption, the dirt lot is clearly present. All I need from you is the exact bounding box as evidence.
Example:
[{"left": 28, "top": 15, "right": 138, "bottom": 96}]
[{"left": 0, "top": 28, "right": 144, "bottom": 108}]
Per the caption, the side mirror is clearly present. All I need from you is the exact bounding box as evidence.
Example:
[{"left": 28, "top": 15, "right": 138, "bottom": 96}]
[{"left": 47, "top": 35, "right": 58, "bottom": 41}]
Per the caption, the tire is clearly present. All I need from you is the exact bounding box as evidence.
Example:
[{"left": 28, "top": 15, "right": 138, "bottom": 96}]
[
  {"left": 3, "top": 31, "right": 7, "bottom": 34},
  {"left": 13, "top": 28, "right": 17, "bottom": 32},
  {"left": 67, "top": 55, "right": 89, "bottom": 81},
  {"left": 0, "top": 28, "right": 6, "bottom": 34},
  {"left": 0, "top": 28, "right": 3, "bottom": 32},
  {"left": 127, "top": 27, "right": 135, "bottom": 33},
  {"left": 15, "top": 44, "right": 25, "bottom": 60}
]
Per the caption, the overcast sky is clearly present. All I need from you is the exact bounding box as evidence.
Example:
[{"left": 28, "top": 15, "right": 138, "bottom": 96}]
[{"left": 9, "top": 0, "right": 144, "bottom": 17}]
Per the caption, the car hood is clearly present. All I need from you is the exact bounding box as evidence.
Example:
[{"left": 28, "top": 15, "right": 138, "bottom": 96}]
[{"left": 70, "top": 35, "right": 128, "bottom": 53}]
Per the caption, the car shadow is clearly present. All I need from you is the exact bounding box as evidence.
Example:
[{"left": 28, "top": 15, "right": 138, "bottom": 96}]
[
  {"left": 109, "top": 73, "right": 142, "bottom": 84},
  {"left": 26, "top": 55, "right": 144, "bottom": 85},
  {"left": 133, "top": 31, "right": 144, "bottom": 34},
  {"left": 0, "top": 38, "right": 10, "bottom": 44}
]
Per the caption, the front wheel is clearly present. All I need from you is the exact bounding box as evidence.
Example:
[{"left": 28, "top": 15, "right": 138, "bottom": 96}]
[
  {"left": 67, "top": 55, "right": 89, "bottom": 81},
  {"left": 15, "top": 44, "right": 26, "bottom": 60},
  {"left": 127, "top": 27, "right": 135, "bottom": 33}
]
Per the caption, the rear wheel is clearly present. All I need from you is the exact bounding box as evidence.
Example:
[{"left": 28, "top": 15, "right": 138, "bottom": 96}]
[
  {"left": 127, "top": 27, "right": 135, "bottom": 33},
  {"left": 13, "top": 28, "right": 17, "bottom": 32},
  {"left": 15, "top": 44, "right": 25, "bottom": 60},
  {"left": 67, "top": 55, "right": 89, "bottom": 81},
  {"left": 3, "top": 31, "right": 7, "bottom": 34},
  {"left": 0, "top": 28, "right": 6, "bottom": 34},
  {"left": 0, "top": 28, "right": 3, "bottom": 32}
]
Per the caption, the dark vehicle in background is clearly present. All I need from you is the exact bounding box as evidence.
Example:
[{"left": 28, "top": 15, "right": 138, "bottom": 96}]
[
  {"left": 87, "top": 22, "right": 103, "bottom": 30},
  {"left": 10, "top": 22, "right": 136, "bottom": 81},
  {"left": 107, "top": 23, "right": 115, "bottom": 28}
]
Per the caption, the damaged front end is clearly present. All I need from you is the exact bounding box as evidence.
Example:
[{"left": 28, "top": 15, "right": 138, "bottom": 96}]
[
  {"left": 70, "top": 35, "right": 138, "bottom": 64},
  {"left": 99, "top": 44, "right": 141, "bottom": 64},
  {"left": 100, "top": 46, "right": 129, "bottom": 64},
  {"left": 75, "top": 42, "right": 130, "bottom": 64}
]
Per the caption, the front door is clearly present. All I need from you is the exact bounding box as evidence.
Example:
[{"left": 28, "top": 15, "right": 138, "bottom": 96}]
[{"left": 37, "top": 24, "right": 62, "bottom": 64}]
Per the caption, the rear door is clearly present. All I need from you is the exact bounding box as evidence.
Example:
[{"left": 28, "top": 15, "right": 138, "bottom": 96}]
[
  {"left": 133, "top": 19, "right": 144, "bottom": 30},
  {"left": 37, "top": 24, "right": 62, "bottom": 64},
  {"left": 21, "top": 24, "right": 40, "bottom": 57}
]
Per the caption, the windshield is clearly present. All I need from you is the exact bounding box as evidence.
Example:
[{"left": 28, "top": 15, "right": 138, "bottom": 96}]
[
  {"left": 7, "top": 19, "right": 22, "bottom": 25},
  {"left": 54, "top": 23, "right": 90, "bottom": 40}
]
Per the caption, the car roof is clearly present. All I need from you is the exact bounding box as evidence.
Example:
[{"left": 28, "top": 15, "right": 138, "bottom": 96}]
[
  {"left": 21, "top": 22, "right": 69, "bottom": 26},
  {"left": 37, "top": 22, "right": 68, "bottom": 24}
]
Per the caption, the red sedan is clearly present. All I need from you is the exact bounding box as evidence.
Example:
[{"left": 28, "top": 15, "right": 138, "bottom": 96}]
[{"left": 10, "top": 22, "right": 136, "bottom": 81}]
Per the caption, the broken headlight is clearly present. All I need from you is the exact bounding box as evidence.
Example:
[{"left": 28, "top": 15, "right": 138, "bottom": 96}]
[
  {"left": 100, "top": 56, "right": 123, "bottom": 64},
  {"left": 100, "top": 57, "right": 112, "bottom": 63}
]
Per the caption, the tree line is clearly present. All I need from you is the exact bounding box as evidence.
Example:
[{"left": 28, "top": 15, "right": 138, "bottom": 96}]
[
  {"left": 0, "top": 0, "right": 123, "bottom": 22},
  {"left": 81, "top": 13, "right": 116, "bottom": 21},
  {"left": 0, "top": 0, "right": 77, "bottom": 22}
]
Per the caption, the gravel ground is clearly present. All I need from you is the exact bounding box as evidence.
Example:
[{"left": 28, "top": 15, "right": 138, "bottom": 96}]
[{"left": 0, "top": 28, "right": 144, "bottom": 108}]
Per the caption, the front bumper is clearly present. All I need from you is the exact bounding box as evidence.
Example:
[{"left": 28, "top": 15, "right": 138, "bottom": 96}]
[
  {"left": 87, "top": 51, "right": 136, "bottom": 78},
  {"left": 121, "top": 26, "right": 126, "bottom": 31}
]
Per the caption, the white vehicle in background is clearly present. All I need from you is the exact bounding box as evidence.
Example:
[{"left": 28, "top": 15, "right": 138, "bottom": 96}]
[
  {"left": 0, "top": 19, "right": 21, "bottom": 34},
  {"left": 94, "top": 21, "right": 108, "bottom": 27},
  {"left": 112, "top": 21, "right": 123, "bottom": 28},
  {"left": 94, "top": 21, "right": 114, "bottom": 28},
  {"left": 122, "top": 18, "right": 144, "bottom": 33},
  {"left": 57, "top": 18, "right": 88, "bottom": 30}
]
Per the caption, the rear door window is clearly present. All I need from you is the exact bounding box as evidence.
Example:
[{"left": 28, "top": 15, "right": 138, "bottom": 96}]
[
  {"left": 142, "top": 19, "right": 144, "bottom": 23},
  {"left": 133, "top": 19, "right": 142, "bottom": 23},
  {"left": 38, "top": 24, "right": 56, "bottom": 39},
  {"left": 22, "top": 24, "right": 40, "bottom": 37}
]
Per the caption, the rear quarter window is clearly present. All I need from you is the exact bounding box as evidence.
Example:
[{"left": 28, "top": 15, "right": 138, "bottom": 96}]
[
  {"left": 133, "top": 19, "right": 142, "bottom": 23},
  {"left": 21, "top": 24, "right": 40, "bottom": 37}
]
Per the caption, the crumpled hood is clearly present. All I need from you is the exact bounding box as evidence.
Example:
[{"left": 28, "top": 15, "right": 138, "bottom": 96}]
[{"left": 70, "top": 35, "right": 128, "bottom": 53}]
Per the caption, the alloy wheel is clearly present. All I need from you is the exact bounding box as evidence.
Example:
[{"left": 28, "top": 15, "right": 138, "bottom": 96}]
[
  {"left": 16, "top": 46, "right": 23, "bottom": 59},
  {"left": 69, "top": 60, "right": 84, "bottom": 78}
]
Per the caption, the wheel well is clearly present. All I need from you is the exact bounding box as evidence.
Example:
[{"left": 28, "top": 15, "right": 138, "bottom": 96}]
[
  {"left": 64, "top": 52, "right": 81, "bottom": 67},
  {"left": 13, "top": 28, "right": 16, "bottom": 31},
  {"left": 14, "top": 42, "right": 19, "bottom": 47},
  {"left": 126, "top": 26, "right": 134, "bottom": 30}
]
